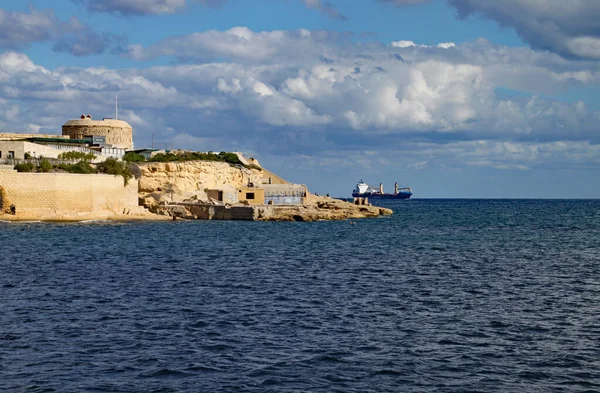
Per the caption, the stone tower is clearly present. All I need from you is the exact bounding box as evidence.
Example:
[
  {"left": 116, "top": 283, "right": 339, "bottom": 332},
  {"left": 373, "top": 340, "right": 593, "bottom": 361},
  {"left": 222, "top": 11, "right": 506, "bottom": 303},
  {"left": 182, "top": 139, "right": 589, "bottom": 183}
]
[{"left": 62, "top": 115, "right": 133, "bottom": 150}]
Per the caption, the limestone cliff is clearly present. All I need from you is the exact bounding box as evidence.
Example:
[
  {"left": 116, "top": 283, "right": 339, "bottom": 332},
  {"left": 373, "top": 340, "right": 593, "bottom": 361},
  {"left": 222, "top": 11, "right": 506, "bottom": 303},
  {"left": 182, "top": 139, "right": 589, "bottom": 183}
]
[
  {"left": 137, "top": 161, "right": 263, "bottom": 208},
  {"left": 136, "top": 160, "right": 393, "bottom": 221}
]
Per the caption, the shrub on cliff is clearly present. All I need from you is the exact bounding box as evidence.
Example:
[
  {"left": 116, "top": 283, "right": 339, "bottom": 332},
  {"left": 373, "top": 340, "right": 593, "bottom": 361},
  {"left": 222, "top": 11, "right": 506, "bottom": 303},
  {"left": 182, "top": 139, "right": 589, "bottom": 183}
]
[
  {"left": 59, "top": 161, "right": 96, "bottom": 174},
  {"left": 58, "top": 151, "right": 96, "bottom": 161},
  {"left": 38, "top": 158, "right": 53, "bottom": 173},
  {"left": 14, "top": 162, "right": 35, "bottom": 172},
  {"left": 97, "top": 158, "right": 133, "bottom": 185},
  {"left": 123, "top": 152, "right": 146, "bottom": 162},
  {"left": 148, "top": 151, "right": 245, "bottom": 167},
  {"left": 148, "top": 153, "right": 180, "bottom": 162}
]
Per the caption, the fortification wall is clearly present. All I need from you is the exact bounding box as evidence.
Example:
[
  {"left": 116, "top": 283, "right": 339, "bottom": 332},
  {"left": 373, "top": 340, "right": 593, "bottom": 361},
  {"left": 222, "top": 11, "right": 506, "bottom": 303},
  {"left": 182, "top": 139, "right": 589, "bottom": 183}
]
[{"left": 0, "top": 172, "right": 138, "bottom": 215}]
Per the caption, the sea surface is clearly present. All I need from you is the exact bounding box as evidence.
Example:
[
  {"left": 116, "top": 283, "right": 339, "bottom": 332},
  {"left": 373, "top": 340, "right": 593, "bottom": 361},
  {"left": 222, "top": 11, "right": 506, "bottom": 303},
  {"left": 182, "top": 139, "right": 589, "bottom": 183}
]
[{"left": 1, "top": 199, "right": 600, "bottom": 392}]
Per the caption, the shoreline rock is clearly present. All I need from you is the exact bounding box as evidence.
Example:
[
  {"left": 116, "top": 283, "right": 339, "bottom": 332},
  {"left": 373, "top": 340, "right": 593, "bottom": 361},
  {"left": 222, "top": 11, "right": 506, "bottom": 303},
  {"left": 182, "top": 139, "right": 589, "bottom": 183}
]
[{"left": 156, "top": 194, "right": 393, "bottom": 222}]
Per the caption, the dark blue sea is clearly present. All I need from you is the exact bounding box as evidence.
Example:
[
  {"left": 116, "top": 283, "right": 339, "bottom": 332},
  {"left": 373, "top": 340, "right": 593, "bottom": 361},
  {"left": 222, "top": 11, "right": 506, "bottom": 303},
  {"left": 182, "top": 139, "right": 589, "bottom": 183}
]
[{"left": 2, "top": 199, "right": 600, "bottom": 392}]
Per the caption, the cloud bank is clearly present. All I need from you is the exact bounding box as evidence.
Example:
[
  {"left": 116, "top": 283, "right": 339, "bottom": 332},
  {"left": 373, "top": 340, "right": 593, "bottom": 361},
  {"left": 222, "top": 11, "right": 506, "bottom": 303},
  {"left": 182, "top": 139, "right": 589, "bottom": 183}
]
[
  {"left": 76, "top": 0, "right": 187, "bottom": 15},
  {"left": 0, "top": 8, "right": 121, "bottom": 56},
  {"left": 1, "top": 25, "right": 599, "bottom": 176},
  {"left": 76, "top": 0, "right": 344, "bottom": 19},
  {"left": 379, "top": 0, "right": 600, "bottom": 60}
]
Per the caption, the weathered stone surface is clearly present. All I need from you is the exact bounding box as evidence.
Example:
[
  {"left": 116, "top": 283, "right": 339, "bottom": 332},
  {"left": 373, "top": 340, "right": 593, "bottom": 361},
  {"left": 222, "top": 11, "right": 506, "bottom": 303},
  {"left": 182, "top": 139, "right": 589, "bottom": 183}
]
[
  {"left": 136, "top": 161, "right": 392, "bottom": 221},
  {"left": 158, "top": 195, "right": 392, "bottom": 222},
  {"left": 254, "top": 195, "right": 393, "bottom": 221},
  {"left": 137, "top": 161, "right": 263, "bottom": 207}
]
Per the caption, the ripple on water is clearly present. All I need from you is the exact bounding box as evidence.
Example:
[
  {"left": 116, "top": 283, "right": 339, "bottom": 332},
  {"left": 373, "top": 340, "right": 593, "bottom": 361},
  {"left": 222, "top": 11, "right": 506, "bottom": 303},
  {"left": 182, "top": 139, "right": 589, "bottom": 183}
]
[{"left": 1, "top": 200, "right": 600, "bottom": 392}]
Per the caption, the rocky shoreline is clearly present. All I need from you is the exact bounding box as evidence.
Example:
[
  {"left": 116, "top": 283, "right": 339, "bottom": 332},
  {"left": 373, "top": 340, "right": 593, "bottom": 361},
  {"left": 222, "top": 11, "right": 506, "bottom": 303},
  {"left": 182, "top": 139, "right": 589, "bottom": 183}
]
[
  {"left": 0, "top": 208, "right": 171, "bottom": 222},
  {"left": 1, "top": 159, "right": 393, "bottom": 223},
  {"left": 156, "top": 194, "right": 393, "bottom": 222},
  {"left": 0, "top": 195, "right": 392, "bottom": 223}
]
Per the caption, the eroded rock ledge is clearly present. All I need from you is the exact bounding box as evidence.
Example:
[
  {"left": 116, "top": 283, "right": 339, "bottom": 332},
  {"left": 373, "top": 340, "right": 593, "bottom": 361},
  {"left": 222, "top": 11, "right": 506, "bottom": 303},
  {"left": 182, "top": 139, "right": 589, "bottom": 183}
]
[{"left": 156, "top": 195, "right": 393, "bottom": 221}]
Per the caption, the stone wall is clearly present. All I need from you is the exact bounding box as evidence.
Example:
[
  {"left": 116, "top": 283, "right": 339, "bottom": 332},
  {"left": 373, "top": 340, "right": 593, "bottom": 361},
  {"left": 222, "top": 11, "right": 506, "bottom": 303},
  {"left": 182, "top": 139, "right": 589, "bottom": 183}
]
[
  {"left": 0, "top": 172, "right": 138, "bottom": 215},
  {"left": 237, "top": 187, "right": 265, "bottom": 205}
]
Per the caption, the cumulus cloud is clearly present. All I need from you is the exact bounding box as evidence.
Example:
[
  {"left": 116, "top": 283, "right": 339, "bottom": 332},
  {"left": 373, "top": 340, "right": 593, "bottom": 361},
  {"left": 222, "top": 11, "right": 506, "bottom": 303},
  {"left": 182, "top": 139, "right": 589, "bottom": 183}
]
[
  {"left": 391, "top": 40, "right": 456, "bottom": 49},
  {"left": 448, "top": 0, "right": 600, "bottom": 60},
  {"left": 302, "top": 0, "right": 347, "bottom": 21},
  {"left": 0, "top": 8, "right": 54, "bottom": 48},
  {"left": 379, "top": 0, "right": 600, "bottom": 60},
  {"left": 1, "top": 26, "right": 600, "bottom": 176},
  {"left": 76, "top": 0, "right": 338, "bottom": 17},
  {"left": 0, "top": 8, "right": 120, "bottom": 56},
  {"left": 124, "top": 27, "right": 340, "bottom": 63}
]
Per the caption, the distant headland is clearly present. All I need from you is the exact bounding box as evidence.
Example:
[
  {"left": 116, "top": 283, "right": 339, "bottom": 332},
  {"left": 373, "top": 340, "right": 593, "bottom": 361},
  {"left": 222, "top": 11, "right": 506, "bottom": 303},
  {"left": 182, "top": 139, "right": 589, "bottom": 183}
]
[{"left": 0, "top": 115, "right": 392, "bottom": 222}]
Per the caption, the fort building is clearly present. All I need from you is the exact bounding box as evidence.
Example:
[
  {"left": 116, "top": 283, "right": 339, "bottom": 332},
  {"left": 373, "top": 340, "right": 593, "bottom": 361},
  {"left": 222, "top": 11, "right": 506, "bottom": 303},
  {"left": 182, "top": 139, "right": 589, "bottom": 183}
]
[
  {"left": 62, "top": 115, "right": 133, "bottom": 150},
  {"left": 0, "top": 114, "right": 132, "bottom": 161}
]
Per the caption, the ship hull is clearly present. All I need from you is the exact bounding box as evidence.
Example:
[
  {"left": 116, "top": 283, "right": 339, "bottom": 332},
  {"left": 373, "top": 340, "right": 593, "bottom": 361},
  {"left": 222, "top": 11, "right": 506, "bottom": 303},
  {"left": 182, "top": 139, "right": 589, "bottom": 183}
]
[{"left": 352, "top": 192, "right": 412, "bottom": 200}]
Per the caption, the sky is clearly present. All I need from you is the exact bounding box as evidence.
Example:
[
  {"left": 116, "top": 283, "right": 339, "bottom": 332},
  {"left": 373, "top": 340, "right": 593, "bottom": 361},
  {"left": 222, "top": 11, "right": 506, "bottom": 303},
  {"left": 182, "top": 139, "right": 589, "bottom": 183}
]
[{"left": 0, "top": 0, "right": 599, "bottom": 198}]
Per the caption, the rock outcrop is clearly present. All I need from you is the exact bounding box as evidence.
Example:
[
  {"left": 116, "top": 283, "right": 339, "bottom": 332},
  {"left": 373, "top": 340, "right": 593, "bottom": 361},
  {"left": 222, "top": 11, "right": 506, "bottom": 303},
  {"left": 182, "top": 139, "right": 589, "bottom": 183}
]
[
  {"left": 135, "top": 160, "right": 392, "bottom": 221},
  {"left": 153, "top": 194, "right": 393, "bottom": 221},
  {"left": 137, "top": 161, "right": 262, "bottom": 210}
]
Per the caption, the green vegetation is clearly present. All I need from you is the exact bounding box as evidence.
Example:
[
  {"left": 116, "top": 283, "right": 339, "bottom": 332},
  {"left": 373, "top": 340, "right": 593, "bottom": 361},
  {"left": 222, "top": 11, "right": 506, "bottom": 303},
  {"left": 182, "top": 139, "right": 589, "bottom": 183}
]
[
  {"left": 247, "top": 164, "right": 262, "bottom": 171},
  {"left": 14, "top": 157, "right": 133, "bottom": 184},
  {"left": 14, "top": 162, "right": 36, "bottom": 172},
  {"left": 123, "top": 151, "right": 146, "bottom": 162},
  {"left": 58, "top": 161, "right": 95, "bottom": 174},
  {"left": 97, "top": 158, "right": 133, "bottom": 185},
  {"left": 149, "top": 151, "right": 245, "bottom": 166},
  {"left": 39, "top": 158, "right": 53, "bottom": 173},
  {"left": 58, "top": 151, "right": 96, "bottom": 161}
]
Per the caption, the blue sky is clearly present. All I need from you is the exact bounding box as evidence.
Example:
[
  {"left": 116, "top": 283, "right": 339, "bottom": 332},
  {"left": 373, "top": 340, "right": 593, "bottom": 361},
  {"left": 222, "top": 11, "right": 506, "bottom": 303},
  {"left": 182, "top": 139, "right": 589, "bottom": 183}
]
[{"left": 0, "top": 0, "right": 599, "bottom": 197}]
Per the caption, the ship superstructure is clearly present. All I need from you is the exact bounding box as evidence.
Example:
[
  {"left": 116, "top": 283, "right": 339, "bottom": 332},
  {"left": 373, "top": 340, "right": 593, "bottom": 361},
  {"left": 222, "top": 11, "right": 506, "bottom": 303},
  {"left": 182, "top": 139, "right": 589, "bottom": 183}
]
[{"left": 352, "top": 180, "right": 412, "bottom": 199}]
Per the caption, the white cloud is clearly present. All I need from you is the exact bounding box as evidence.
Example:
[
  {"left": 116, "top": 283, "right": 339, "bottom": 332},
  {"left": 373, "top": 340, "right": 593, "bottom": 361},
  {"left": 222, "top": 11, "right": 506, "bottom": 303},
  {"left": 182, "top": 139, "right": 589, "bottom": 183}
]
[
  {"left": 448, "top": 0, "right": 600, "bottom": 60},
  {"left": 124, "top": 27, "right": 338, "bottom": 63},
  {"left": 1, "top": 26, "right": 599, "bottom": 172},
  {"left": 391, "top": 40, "right": 416, "bottom": 48},
  {"left": 378, "top": 0, "right": 600, "bottom": 60},
  {"left": 391, "top": 40, "right": 456, "bottom": 49}
]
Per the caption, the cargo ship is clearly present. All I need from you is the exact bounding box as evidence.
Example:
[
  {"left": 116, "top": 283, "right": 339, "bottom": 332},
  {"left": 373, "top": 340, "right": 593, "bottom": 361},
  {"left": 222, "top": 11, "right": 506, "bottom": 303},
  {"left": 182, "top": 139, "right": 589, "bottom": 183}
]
[{"left": 352, "top": 180, "right": 412, "bottom": 199}]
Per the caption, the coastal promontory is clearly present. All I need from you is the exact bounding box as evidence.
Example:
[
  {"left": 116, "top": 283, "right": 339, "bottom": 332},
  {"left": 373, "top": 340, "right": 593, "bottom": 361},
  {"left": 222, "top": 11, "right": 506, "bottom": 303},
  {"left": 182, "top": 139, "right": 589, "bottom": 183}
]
[{"left": 0, "top": 144, "right": 392, "bottom": 221}]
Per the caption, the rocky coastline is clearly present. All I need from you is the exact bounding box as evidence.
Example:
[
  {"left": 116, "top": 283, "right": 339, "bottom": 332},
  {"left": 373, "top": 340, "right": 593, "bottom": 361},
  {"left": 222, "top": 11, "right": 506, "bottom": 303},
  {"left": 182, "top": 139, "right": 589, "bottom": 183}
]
[
  {"left": 154, "top": 194, "right": 393, "bottom": 222},
  {"left": 1, "top": 159, "right": 393, "bottom": 222}
]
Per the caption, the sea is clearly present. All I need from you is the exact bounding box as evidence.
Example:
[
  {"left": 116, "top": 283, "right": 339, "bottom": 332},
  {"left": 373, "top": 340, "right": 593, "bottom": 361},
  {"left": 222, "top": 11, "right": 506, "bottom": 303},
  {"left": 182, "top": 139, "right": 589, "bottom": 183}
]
[{"left": 1, "top": 199, "right": 600, "bottom": 393}]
